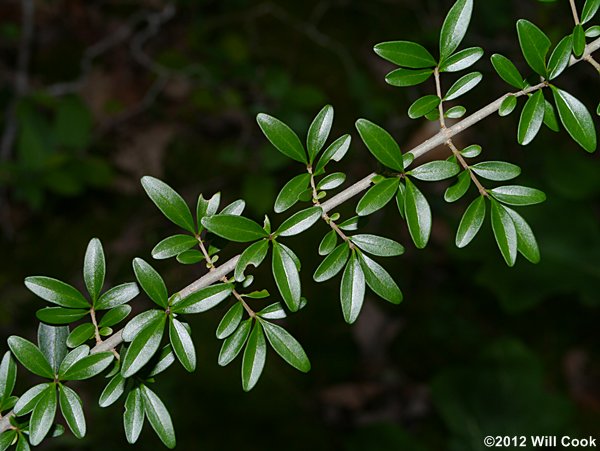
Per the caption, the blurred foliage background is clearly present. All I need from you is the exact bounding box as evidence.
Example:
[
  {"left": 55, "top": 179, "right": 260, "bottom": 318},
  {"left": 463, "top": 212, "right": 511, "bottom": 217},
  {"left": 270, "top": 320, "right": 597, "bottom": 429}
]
[{"left": 0, "top": 0, "right": 599, "bottom": 449}]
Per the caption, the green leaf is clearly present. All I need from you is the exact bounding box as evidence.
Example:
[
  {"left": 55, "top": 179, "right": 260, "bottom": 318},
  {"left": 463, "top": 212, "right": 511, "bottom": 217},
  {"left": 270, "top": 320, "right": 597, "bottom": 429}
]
[
  {"left": 0, "top": 352, "right": 16, "bottom": 402},
  {"left": 274, "top": 173, "right": 311, "bottom": 213},
  {"left": 350, "top": 234, "right": 404, "bottom": 257},
  {"left": 241, "top": 322, "right": 267, "bottom": 392},
  {"left": 234, "top": 239, "right": 269, "bottom": 282},
  {"left": 0, "top": 430, "right": 16, "bottom": 451},
  {"left": 439, "top": 47, "right": 483, "bottom": 72},
  {"left": 470, "top": 161, "right": 521, "bottom": 181},
  {"left": 220, "top": 199, "right": 245, "bottom": 216},
  {"left": 543, "top": 100, "right": 560, "bottom": 132},
  {"left": 356, "top": 178, "right": 399, "bottom": 216},
  {"left": 314, "top": 134, "right": 351, "bottom": 174},
  {"left": 490, "top": 54, "right": 525, "bottom": 89},
  {"left": 318, "top": 230, "right": 338, "bottom": 256},
  {"left": 455, "top": 196, "right": 486, "bottom": 248},
  {"left": 176, "top": 249, "right": 203, "bottom": 265},
  {"left": 58, "top": 384, "right": 85, "bottom": 438},
  {"left": 374, "top": 41, "right": 436, "bottom": 68},
  {"left": 202, "top": 214, "right": 268, "bottom": 242},
  {"left": 95, "top": 282, "right": 139, "bottom": 310},
  {"left": 446, "top": 105, "right": 466, "bottom": 118},
  {"left": 37, "top": 324, "right": 68, "bottom": 376},
  {"left": 169, "top": 317, "right": 196, "bottom": 372},
  {"left": 358, "top": 253, "right": 403, "bottom": 304},
  {"left": 132, "top": 258, "right": 168, "bottom": 309},
  {"left": 313, "top": 243, "right": 350, "bottom": 282},
  {"left": 16, "top": 434, "right": 30, "bottom": 451},
  {"left": 257, "top": 303, "right": 287, "bottom": 320},
  {"left": 404, "top": 178, "right": 432, "bottom": 249},
  {"left": 587, "top": 25, "right": 600, "bottom": 37},
  {"left": 83, "top": 238, "right": 105, "bottom": 301},
  {"left": 256, "top": 113, "right": 306, "bottom": 164},
  {"left": 141, "top": 176, "right": 195, "bottom": 233},
  {"left": 443, "top": 72, "right": 482, "bottom": 101},
  {"left": 275, "top": 206, "right": 322, "bottom": 237},
  {"left": 260, "top": 320, "right": 310, "bottom": 372},
  {"left": 66, "top": 323, "right": 95, "bottom": 348},
  {"left": 499, "top": 95, "right": 518, "bottom": 116},
  {"left": 124, "top": 388, "right": 144, "bottom": 444},
  {"left": 141, "top": 385, "right": 176, "bottom": 449},
  {"left": 385, "top": 68, "right": 433, "bottom": 87},
  {"left": 99, "top": 304, "right": 131, "bottom": 328},
  {"left": 243, "top": 289, "right": 270, "bottom": 299},
  {"left": 60, "top": 352, "right": 113, "bottom": 380},
  {"left": 147, "top": 345, "right": 176, "bottom": 377},
  {"left": 548, "top": 35, "right": 573, "bottom": 79},
  {"left": 29, "top": 384, "right": 57, "bottom": 446},
  {"left": 461, "top": 144, "right": 482, "bottom": 158},
  {"left": 518, "top": 90, "right": 545, "bottom": 145},
  {"left": 218, "top": 318, "right": 252, "bottom": 366},
  {"left": 490, "top": 185, "right": 546, "bottom": 206},
  {"left": 58, "top": 345, "right": 89, "bottom": 377},
  {"left": 24, "top": 276, "right": 88, "bottom": 309},
  {"left": 409, "top": 161, "right": 460, "bottom": 181},
  {"left": 7, "top": 336, "right": 53, "bottom": 378},
  {"left": 338, "top": 216, "right": 360, "bottom": 231},
  {"left": 439, "top": 0, "right": 473, "bottom": 60},
  {"left": 99, "top": 373, "right": 126, "bottom": 408},
  {"left": 196, "top": 192, "right": 221, "bottom": 230},
  {"left": 121, "top": 315, "right": 166, "bottom": 378},
  {"left": 572, "top": 24, "right": 586, "bottom": 58},
  {"left": 340, "top": 253, "right": 366, "bottom": 324},
  {"left": 444, "top": 171, "right": 471, "bottom": 202},
  {"left": 408, "top": 95, "right": 440, "bottom": 119},
  {"left": 317, "top": 172, "right": 346, "bottom": 190},
  {"left": 122, "top": 309, "right": 163, "bottom": 342},
  {"left": 272, "top": 242, "right": 301, "bottom": 312},
  {"left": 490, "top": 199, "right": 518, "bottom": 266},
  {"left": 307, "top": 105, "right": 333, "bottom": 163},
  {"left": 151, "top": 235, "right": 197, "bottom": 260},
  {"left": 355, "top": 119, "right": 404, "bottom": 171},
  {"left": 582, "top": 0, "right": 600, "bottom": 23},
  {"left": 36, "top": 307, "right": 89, "bottom": 325},
  {"left": 516, "top": 19, "right": 551, "bottom": 76},
  {"left": 14, "top": 383, "right": 50, "bottom": 415},
  {"left": 171, "top": 283, "right": 233, "bottom": 314},
  {"left": 551, "top": 87, "right": 597, "bottom": 152},
  {"left": 216, "top": 303, "right": 244, "bottom": 339},
  {"left": 505, "top": 207, "right": 540, "bottom": 263}
]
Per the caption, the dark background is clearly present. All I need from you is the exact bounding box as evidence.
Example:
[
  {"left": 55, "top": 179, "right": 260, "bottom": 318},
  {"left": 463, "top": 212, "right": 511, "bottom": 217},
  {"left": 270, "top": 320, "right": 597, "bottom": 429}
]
[{"left": 1, "top": 0, "right": 599, "bottom": 449}]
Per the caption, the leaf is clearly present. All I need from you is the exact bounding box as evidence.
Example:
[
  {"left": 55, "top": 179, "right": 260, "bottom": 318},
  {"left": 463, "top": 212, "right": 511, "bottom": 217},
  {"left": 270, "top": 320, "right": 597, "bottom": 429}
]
[
  {"left": 443, "top": 72, "right": 482, "bottom": 101},
  {"left": 461, "top": 144, "right": 482, "bottom": 158},
  {"left": 151, "top": 235, "right": 197, "bottom": 260},
  {"left": 313, "top": 243, "right": 350, "bottom": 282},
  {"left": 275, "top": 206, "right": 322, "bottom": 237},
  {"left": 317, "top": 172, "right": 346, "bottom": 190},
  {"left": 147, "top": 345, "right": 176, "bottom": 377},
  {"left": 499, "top": 95, "right": 518, "bottom": 116},
  {"left": 350, "top": 234, "right": 404, "bottom": 257},
  {"left": 318, "top": 230, "right": 338, "bottom": 256},
  {"left": 490, "top": 185, "right": 546, "bottom": 206},
  {"left": 543, "top": 100, "right": 560, "bottom": 132},
  {"left": 356, "top": 178, "right": 399, "bottom": 216},
  {"left": 307, "top": 105, "right": 333, "bottom": 163},
  {"left": 404, "top": 178, "right": 432, "bottom": 249},
  {"left": 38, "top": 324, "right": 68, "bottom": 374},
  {"left": 29, "top": 384, "right": 57, "bottom": 446},
  {"left": 99, "top": 373, "right": 126, "bottom": 407},
  {"left": 355, "top": 119, "right": 404, "bottom": 171},
  {"left": 141, "top": 176, "right": 195, "bottom": 233},
  {"left": 132, "top": 258, "right": 168, "bottom": 309},
  {"left": 60, "top": 352, "right": 113, "bottom": 380},
  {"left": 83, "top": 238, "right": 105, "bottom": 301},
  {"left": 548, "top": 35, "right": 573, "bottom": 79},
  {"left": 444, "top": 171, "right": 471, "bottom": 202},
  {"left": 176, "top": 250, "right": 203, "bottom": 265},
  {"left": 439, "top": 47, "right": 483, "bottom": 72},
  {"left": 171, "top": 283, "right": 233, "bottom": 314},
  {"left": 234, "top": 239, "right": 269, "bottom": 282},
  {"left": 408, "top": 95, "right": 441, "bottom": 119},
  {"left": 58, "top": 384, "right": 85, "bottom": 438},
  {"left": 274, "top": 173, "right": 311, "bottom": 213},
  {"left": 36, "top": 307, "right": 89, "bottom": 325},
  {"left": 256, "top": 113, "right": 306, "bottom": 163},
  {"left": 374, "top": 41, "right": 436, "bottom": 68},
  {"left": 201, "top": 214, "right": 268, "bottom": 242},
  {"left": 446, "top": 105, "right": 466, "bottom": 118},
  {"left": 340, "top": 253, "right": 366, "bottom": 324},
  {"left": 490, "top": 54, "right": 525, "bottom": 89},
  {"left": 470, "top": 161, "right": 521, "bottom": 181},
  {"left": 141, "top": 385, "right": 176, "bottom": 449},
  {"left": 551, "top": 87, "right": 597, "bottom": 152},
  {"left": 95, "top": 282, "right": 139, "bottom": 310},
  {"left": 582, "top": 0, "right": 600, "bottom": 23},
  {"left": 241, "top": 322, "right": 267, "bottom": 392},
  {"left": 16, "top": 435, "right": 30, "bottom": 451},
  {"left": 455, "top": 196, "right": 486, "bottom": 248},
  {"left": 257, "top": 303, "right": 287, "bottom": 320},
  {"left": 121, "top": 315, "right": 166, "bottom": 378},
  {"left": 124, "top": 388, "right": 144, "bottom": 444},
  {"left": 314, "top": 134, "right": 352, "bottom": 174},
  {"left": 7, "top": 336, "right": 53, "bottom": 378},
  {"left": 219, "top": 318, "right": 252, "bottom": 366},
  {"left": 243, "top": 289, "right": 270, "bottom": 299},
  {"left": 516, "top": 19, "right": 551, "bottom": 76},
  {"left": 196, "top": 192, "right": 221, "bottom": 230},
  {"left": 0, "top": 430, "right": 16, "bottom": 451},
  {"left": 490, "top": 199, "right": 518, "bottom": 266},
  {"left": 221, "top": 199, "right": 245, "bottom": 216},
  {"left": 505, "top": 207, "right": 540, "bottom": 263},
  {"left": 66, "top": 323, "right": 95, "bottom": 348},
  {"left": 169, "top": 317, "right": 196, "bottom": 372},
  {"left": 409, "top": 161, "right": 460, "bottom": 181},
  {"left": 122, "top": 309, "right": 164, "bottom": 342},
  {"left": 99, "top": 305, "right": 131, "bottom": 328},
  {"left": 338, "top": 216, "right": 360, "bottom": 231},
  {"left": 0, "top": 352, "right": 16, "bottom": 402},
  {"left": 24, "top": 276, "right": 88, "bottom": 309},
  {"left": 358, "top": 253, "right": 402, "bottom": 304},
  {"left": 216, "top": 303, "right": 244, "bottom": 339},
  {"left": 572, "top": 24, "right": 586, "bottom": 58},
  {"left": 272, "top": 241, "right": 301, "bottom": 312},
  {"left": 260, "top": 320, "right": 310, "bottom": 372},
  {"left": 58, "top": 345, "right": 90, "bottom": 377},
  {"left": 518, "top": 90, "right": 545, "bottom": 145},
  {"left": 439, "top": 0, "right": 473, "bottom": 60},
  {"left": 385, "top": 68, "right": 433, "bottom": 87},
  {"left": 14, "top": 383, "right": 50, "bottom": 415},
  {"left": 587, "top": 25, "right": 600, "bottom": 37}
]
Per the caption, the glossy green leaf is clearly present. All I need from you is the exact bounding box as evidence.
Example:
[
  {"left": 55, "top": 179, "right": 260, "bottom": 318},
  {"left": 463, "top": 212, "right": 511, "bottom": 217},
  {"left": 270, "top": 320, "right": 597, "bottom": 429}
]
[
  {"left": 587, "top": 25, "right": 600, "bottom": 37},
  {"left": 444, "top": 171, "right": 471, "bottom": 202},
  {"left": 314, "top": 243, "right": 350, "bottom": 282},
  {"left": 241, "top": 322, "right": 267, "bottom": 392},
  {"left": 121, "top": 315, "right": 166, "bottom": 378},
  {"left": 444, "top": 72, "right": 482, "bottom": 101},
  {"left": 314, "top": 134, "right": 351, "bottom": 174},
  {"left": 490, "top": 199, "right": 518, "bottom": 266},
  {"left": 543, "top": 99, "right": 560, "bottom": 132},
  {"left": 340, "top": 253, "right": 366, "bottom": 324},
  {"left": 404, "top": 178, "right": 432, "bottom": 249},
  {"left": 338, "top": 216, "right": 360, "bottom": 231},
  {"left": 274, "top": 173, "right": 311, "bottom": 213},
  {"left": 141, "top": 385, "right": 176, "bottom": 449},
  {"left": 470, "top": 161, "right": 521, "bottom": 181},
  {"left": 275, "top": 206, "right": 322, "bottom": 237},
  {"left": 317, "top": 172, "right": 346, "bottom": 190},
  {"left": 36, "top": 307, "right": 89, "bottom": 325},
  {"left": 256, "top": 113, "right": 306, "bottom": 163},
  {"left": 60, "top": 352, "right": 113, "bottom": 380},
  {"left": 261, "top": 320, "right": 310, "bottom": 372},
  {"left": 490, "top": 54, "right": 525, "bottom": 88},
  {"left": 124, "top": 388, "right": 144, "bottom": 444},
  {"left": 216, "top": 303, "right": 244, "bottom": 339},
  {"left": 516, "top": 19, "right": 551, "bottom": 76},
  {"left": 24, "top": 276, "right": 88, "bottom": 309},
  {"left": 99, "top": 305, "right": 131, "bottom": 328},
  {"left": 350, "top": 234, "right": 404, "bottom": 257},
  {"left": 505, "top": 207, "right": 540, "bottom": 263},
  {"left": 95, "top": 282, "right": 139, "bottom": 310},
  {"left": 385, "top": 68, "right": 433, "bottom": 87},
  {"left": 439, "top": 47, "right": 483, "bottom": 72},
  {"left": 58, "top": 384, "right": 85, "bottom": 438},
  {"left": 518, "top": 90, "right": 545, "bottom": 145},
  {"left": 151, "top": 235, "right": 197, "bottom": 260},
  {"left": 355, "top": 119, "right": 404, "bottom": 171},
  {"left": 272, "top": 242, "right": 301, "bottom": 312},
  {"left": 176, "top": 249, "right": 203, "bottom": 265},
  {"left": 499, "top": 95, "right": 518, "bottom": 116},
  {"left": 171, "top": 283, "right": 233, "bottom": 314},
  {"left": 573, "top": 24, "right": 586, "bottom": 58},
  {"left": 202, "top": 214, "right": 268, "bottom": 242},
  {"left": 14, "top": 383, "right": 50, "bottom": 415},
  {"left": 141, "top": 176, "right": 195, "bottom": 233},
  {"left": 307, "top": 105, "right": 333, "bottom": 163},
  {"left": 58, "top": 345, "right": 89, "bottom": 377},
  {"left": 29, "top": 384, "right": 57, "bottom": 446},
  {"left": 359, "top": 253, "right": 402, "bottom": 304},
  {"left": 220, "top": 199, "right": 245, "bottom": 216},
  {"left": 582, "top": 0, "right": 600, "bottom": 23},
  {"left": 490, "top": 185, "right": 546, "bottom": 205},
  {"left": 122, "top": 309, "right": 164, "bottom": 342},
  {"left": 218, "top": 318, "right": 252, "bottom": 366},
  {"left": 552, "top": 87, "right": 597, "bottom": 152},
  {"left": 169, "top": 317, "right": 196, "bottom": 372},
  {"left": 243, "top": 289, "right": 270, "bottom": 299},
  {"left": 374, "top": 41, "right": 436, "bottom": 68},
  {"left": 409, "top": 161, "right": 460, "bottom": 181},
  {"left": 0, "top": 430, "right": 16, "bottom": 451},
  {"left": 83, "top": 238, "right": 105, "bottom": 301},
  {"left": 37, "top": 324, "right": 68, "bottom": 375},
  {"left": 132, "top": 258, "right": 168, "bottom": 308},
  {"left": 356, "top": 178, "right": 399, "bottom": 216},
  {"left": 16, "top": 435, "right": 29, "bottom": 451},
  {"left": 446, "top": 105, "right": 466, "bottom": 118},
  {"left": 408, "top": 95, "right": 440, "bottom": 119},
  {"left": 99, "top": 373, "right": 126, "bottom": 408},
  {"left": 147, "top": 345, "right": 176, "bottom": 377},
  {"left": 0, "top": 352, "right": 16, "bottom": 402},
  {"left": 318, "top": 230, "right": 338, "bottom": 256},
  {"left": 257, "top": 303, "right": 287, "bottom": 320},
  {"left": 7, "top": 336, "right": 53, "bottom": 378},
  {"left": 455, "top": 196, "right": 486, "bottom": 248},
  {"left": 548, "top": 35, "right": 573, "bottom": 79},
  {"left": 439, "top": 0, "right": 473, "bottom": 60},
  {"left": 66, "top": 323, "right": 95, "bottom": 348},
  {"left": 196, "top": 192, "right": 220, "bottom": 230},
  {"left": 234, "top": 239, "right": 269, "bottom": 282},
  {"left": 461, "top": 144, "right": 482, "bottom": 158}
]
